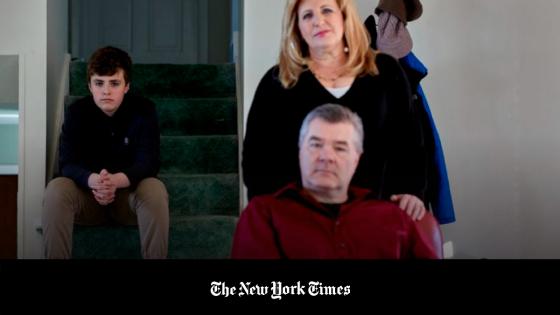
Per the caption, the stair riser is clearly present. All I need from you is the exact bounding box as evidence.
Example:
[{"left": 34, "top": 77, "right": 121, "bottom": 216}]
[
  {"left": 161, "top": 174, "right": 240, "bottom": 216},
  {"left": 65, "top": 96, "right": 237, "bottom": 136},
  {"left": 157, "top": 98, "right": 237, "bottom": 136},
  {"left": 70, "top": 62, "right": 236, "bottom": 98},
  {"left": 72, "top": 215, "right": 238, "bottom": 259},
  {"left": 160, "top": 136, "right": 238, "bottom": 174}
]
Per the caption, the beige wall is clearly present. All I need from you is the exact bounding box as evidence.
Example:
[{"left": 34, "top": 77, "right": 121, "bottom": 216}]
[
  {"left": 242, "top": 0, "right": 282, "bottom": 132},
  {"left": 515, "top": 0, "right": 560, "bottom": 258},
  {"left": 411, "top": 0, "right": 560, "bottom": 258},
  {"left": 0, "top": 0, "right": 47, "bottom": 258},
  {"left": 0, "top": 0, "right": 67, "bottom": 258},
  {"left": 409, "top": 0, "right": 524, "bottom": 258}
]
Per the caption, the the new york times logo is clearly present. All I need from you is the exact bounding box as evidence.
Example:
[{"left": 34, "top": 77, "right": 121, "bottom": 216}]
[{"left": 210, "top": 281, "right": 351, "bottom": 300}]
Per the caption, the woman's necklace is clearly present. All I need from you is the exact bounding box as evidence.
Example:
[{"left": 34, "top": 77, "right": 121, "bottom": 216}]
[
  {"left": 309, "top": 67, "right": 344, "bottom": 84},
  {"left": 311, "top": 70, "right": 341, "bottom": 83}
]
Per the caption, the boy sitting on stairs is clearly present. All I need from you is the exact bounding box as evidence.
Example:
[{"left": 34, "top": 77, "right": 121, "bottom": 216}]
[{"left": 42, "top": 46, "right": 169, "bottom": 259}]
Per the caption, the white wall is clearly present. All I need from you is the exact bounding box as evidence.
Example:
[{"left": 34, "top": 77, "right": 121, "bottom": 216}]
[
  {"left": 515, "top": 0, "right": 560, "bottom": 258},
  {"left": 408, "top": 0, "right": 526, "bottom": 258},
  {"left": 242, "top": 0, "right": 282, "bottom": 132},
  {"left": 409, "top": 0, "right": 560, "bottom": 258},
  {"left": 242, "top": 0, "right": 560, "bottom": 258},
  {"left": 0, "top": 0, "right": 47, "bottom": 258}
]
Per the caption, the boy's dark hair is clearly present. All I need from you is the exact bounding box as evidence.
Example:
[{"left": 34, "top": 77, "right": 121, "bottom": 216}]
[{"left": 87, "top": 46, "right": 132, "bottom": 84}]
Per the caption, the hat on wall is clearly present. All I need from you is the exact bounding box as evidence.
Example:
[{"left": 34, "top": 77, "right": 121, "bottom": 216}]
[{"left": 375, "top": 0, "right": 423, "bottom": 24}]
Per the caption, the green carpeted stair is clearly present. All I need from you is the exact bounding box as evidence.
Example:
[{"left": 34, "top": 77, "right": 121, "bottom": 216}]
[{"left": 68, "top": 61, "right": 240, "bottom": 259}]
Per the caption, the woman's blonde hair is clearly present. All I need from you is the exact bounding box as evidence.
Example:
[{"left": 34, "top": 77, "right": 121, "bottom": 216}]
[{"left": 279, "top": 0, "right": 379, "bottom": 88}]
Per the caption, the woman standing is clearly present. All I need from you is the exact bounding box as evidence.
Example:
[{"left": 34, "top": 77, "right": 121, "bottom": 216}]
[{"left": 242, "top": 0, "right": 427, "bottom": 219}]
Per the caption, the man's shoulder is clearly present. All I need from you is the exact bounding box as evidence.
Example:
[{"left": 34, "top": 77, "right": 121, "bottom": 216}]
[
  {"left": 246, "top": 187, "right": 299, "bottom": 212},
  {"left": 354, "top": 197, "right": 439, "bottom": 229},
  {"left": 248, "top": 193, "right": 280, "bottom": 207},
  {"left": 351, "top": 197, "right": 410, "bottom": 221},
  {"left": 355, "top": 198, "right": 401, "bottom": 212}
]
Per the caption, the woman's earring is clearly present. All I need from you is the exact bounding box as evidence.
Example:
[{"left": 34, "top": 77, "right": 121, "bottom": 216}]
[{"left": 344, "top": 46, "right": 349, "bottom": 53}]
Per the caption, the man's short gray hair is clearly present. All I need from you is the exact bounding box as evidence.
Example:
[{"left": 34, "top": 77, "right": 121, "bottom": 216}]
[{"left": 298, "top": 104, "right": 364, "bottom": 153}]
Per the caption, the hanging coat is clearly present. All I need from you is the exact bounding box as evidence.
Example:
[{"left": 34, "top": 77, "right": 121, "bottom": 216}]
[
  {"left": 365, "top": 15, "right": 456, "bottom": 224},
  {"left": 400, "top": 53, "right": 456, "bottom": 224}
]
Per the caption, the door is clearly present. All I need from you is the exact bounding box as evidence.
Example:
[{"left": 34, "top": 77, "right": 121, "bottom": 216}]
[{"left": 71, "top": 0, "right": 232, "bottom": 64}]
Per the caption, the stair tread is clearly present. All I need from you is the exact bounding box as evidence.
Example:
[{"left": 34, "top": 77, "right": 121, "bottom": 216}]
[
  {"left": 161, "top": 134, "right": 237, "bottom": 139},
  {"left": 159, "top": 172, "right": 238, "bottom": 178},
  {"left": 73, "top": 215, "right": 238, "bottom": 259},
  {"left": 74, "top": 214, "right": 238, "bottom": 227}
]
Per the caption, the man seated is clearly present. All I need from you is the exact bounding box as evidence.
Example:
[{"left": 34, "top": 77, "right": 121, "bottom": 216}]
[
  {"left": 42, "top": 46, "right": 169, "bottom": 259},
  {"left": 232, "top": 104, "right": 442, "bottom": 259}
]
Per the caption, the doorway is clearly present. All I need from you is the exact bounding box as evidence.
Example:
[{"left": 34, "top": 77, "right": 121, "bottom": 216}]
[
  {"left": 69, "top": 0, "right": 234, "bottom": 64},
  {"left": 0, "top": 54, "right": 19, "bottom": 259}
]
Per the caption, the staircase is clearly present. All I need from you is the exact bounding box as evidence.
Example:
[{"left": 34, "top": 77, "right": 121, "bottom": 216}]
[{"left": 67, "top": 61, "right": 240, "bottom": 259}]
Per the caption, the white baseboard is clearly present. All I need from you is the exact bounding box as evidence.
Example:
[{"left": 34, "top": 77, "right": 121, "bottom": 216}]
[{"left": 443, "top": 241, "right": 454, "bottom": 259}]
